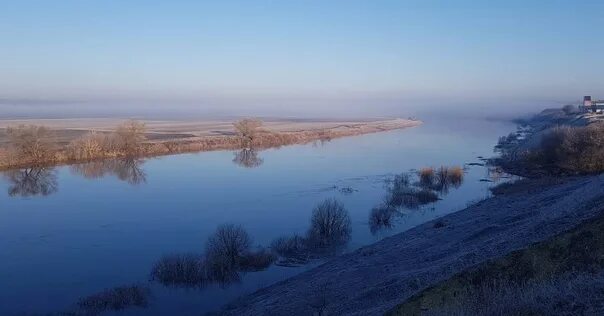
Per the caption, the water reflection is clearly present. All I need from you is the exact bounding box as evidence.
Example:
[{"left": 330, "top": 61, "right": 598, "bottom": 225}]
[
  {"left": 3, "top": 167, "right": 58, "bottom": 197},
  {"left": 70, "top": 158, "right": 147, "bottom": 185},
  {"left": 232, "top": 148, "right": 263, "bottom": 168}
]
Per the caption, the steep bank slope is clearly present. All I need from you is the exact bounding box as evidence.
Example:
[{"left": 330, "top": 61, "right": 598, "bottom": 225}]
[
  {"left": 220, "top": 175, "right": 604, "bottom": 315},
  {"left": 389, "top": 205, "right": 604, "bottom": 315}
]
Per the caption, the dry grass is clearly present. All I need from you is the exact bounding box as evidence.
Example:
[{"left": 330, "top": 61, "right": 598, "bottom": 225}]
[
  {"left": 0, "top": 119, "right": 419, "bottom": 171},
  {"left": 389, "top": 205, "right": 604, "bottom": 315},
  {"left": 499, "top": 122, "right": 604, "bottom": 176}
]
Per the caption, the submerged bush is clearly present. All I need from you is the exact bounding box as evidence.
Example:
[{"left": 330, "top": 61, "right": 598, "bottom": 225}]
[
  {"left": 415, "top": 189, "right": 439, "bottom": 204},
  {"left": 150, "top": 253, "right": 206, "bottom": 287},
  {"left": 369, "top": 204, "right": 397, "bottom": 234},
  {"left": 77, "top": 285, "right": 150, "bottom": 315},
  {"left": 418, "top": 167, "right": 435, "bottom": 188},
  {"left": 239, "top": 248, "right": 276, "bottom": 271},
  {"left": 205, "top": 223, "right": 252, "bottom": 268},
  {"left": 270, "top": 199, "right": 353, "bottom": 263},
  {"left": 447, "top": 166, "right": 464, "bottom": 188},
  {"left": 271, "top": 235, "right": 308, "bottom": 258},
  {"left": 307, "top": 198, "right": 352, "bottom": 249}
]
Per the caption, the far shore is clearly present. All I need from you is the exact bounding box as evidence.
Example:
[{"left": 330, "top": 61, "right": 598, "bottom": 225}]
[{"left": 0, "top": 117, "right": 421, "bottom": 171}]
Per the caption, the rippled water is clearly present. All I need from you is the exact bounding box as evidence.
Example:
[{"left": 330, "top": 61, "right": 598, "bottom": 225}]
[{"left": 0, "top": 118, "right": 514, "bottom": 315}]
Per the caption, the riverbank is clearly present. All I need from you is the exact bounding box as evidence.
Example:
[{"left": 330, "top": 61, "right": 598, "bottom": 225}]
[
  {"left": 218, "top": 109, "right": 604, "bottom": 315},
  {"left": 220, "top": 174, "right": 604, "bottom": 315},
  {"left": 0, "top": 118, "right": 420, "bottom": 171}
]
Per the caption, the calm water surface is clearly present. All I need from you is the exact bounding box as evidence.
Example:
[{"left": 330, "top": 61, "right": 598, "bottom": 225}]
[{"left": 0, "top": 118, "right": 514, "bottom": 315}]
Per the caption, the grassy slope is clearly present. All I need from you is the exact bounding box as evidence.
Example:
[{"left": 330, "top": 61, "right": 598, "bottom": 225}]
[{"left": 388, "top": 197, "right": 604, "bottom": 316}]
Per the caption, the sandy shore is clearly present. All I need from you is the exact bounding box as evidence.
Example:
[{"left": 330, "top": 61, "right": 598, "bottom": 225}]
[
  {"left": 0, "top": 118, "right": 421, "bottom": 170},
  {"left": 0, "top": 118, "right": 420, "bottom": 144}
]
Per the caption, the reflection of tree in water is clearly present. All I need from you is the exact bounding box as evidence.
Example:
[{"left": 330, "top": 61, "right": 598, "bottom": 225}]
[
  {"left": 3, "top": 167, "right": 58, "bottom": 197},
  {"left": 70, "top": 159, "right": 146, "bottom": 185},
  {"left": 232, "top": 149, "right": 263, "bottom": 168}
]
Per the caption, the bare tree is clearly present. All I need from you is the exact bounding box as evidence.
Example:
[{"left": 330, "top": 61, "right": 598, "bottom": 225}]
[
  {"left": 6, "top": 125, "right": 56, "bottom": 164},
  {"left": 115, "top": 120, "right": 147, "bottom": 156},
  {"left": 205, "top": 223, "right": 252, "bottom": 268},
  {"left": 233, "top": 119, "right": 263, "bottom": 148},
  {"left": 307, "top": 198, "right": 352, "bottom": 249},
  {"left": 68, "top": 131, "right": 107, "bottom": 160}
]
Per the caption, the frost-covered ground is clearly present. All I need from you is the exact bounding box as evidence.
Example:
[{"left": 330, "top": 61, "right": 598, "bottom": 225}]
[{"left": 220, "top": 174, "right": 604, "bottom": 315}]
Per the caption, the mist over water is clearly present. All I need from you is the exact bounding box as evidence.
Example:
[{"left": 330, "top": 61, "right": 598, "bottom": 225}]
[{"left": 0, "top": 96, "right": 550, "bottom": 121}]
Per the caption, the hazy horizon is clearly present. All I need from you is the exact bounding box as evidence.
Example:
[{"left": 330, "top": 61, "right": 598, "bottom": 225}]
[{"left": 2, "top": 1, "right": 603, "bottom": 119}]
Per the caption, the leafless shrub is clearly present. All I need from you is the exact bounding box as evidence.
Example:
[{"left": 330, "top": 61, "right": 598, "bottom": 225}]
[
  {"left": 150, "top": 254, "right": 206, "bottom": 287},
  {"left": 386, "top": 174, "right": 438, "bottom": 209},
  {"left": 306, "top": 199, "right": 352, "bottom": 250},
  {"left": 5, "top": 124, "right": 56, "bottom": 164},
  {"left": 233, "top": 119, "right": 263, "bottom": 148},
  {"left": 271, "top": 235, "right": 308, "bottom": 258},
  {"left": 435, "top": 166, "right": 449, "bottom": 191},
  {"left": 3, "top": 167, "right": 58, "bottom": 197},
  {"left": 77, "top": 285, "right": 150, "bottom": 315},
  {"left": 115, "top": 120, "right": 147, "bottom": 156},
  {"left": 239, "top": 248, "right": 276, "bottom": 271},
  {"left": 67, "top": 132, "right": 108, "bottom": 160},
  {"left": 205, "top": 224, "right": 252, "bottom": 269},
  {"left": 510, "top": 123, "right": 604, "bottom": 175},
  {"left": 369, "top": 204, "right": 396, "bottom": 234},
  {"left": 415, "top": 189, "right": 439, "bottom": 204}
]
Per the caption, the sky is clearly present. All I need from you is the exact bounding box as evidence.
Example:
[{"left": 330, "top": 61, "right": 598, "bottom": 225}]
[{"left": 1, "top": 0, "right": 603, "bottom": 118}]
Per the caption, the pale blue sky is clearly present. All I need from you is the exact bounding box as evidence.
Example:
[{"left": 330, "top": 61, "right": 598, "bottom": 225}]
[{"left": 1, "top": 0, "right": 603, "bottom": 117}]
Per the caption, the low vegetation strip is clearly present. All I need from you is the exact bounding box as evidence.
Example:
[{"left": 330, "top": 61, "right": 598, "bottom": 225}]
[
  {"left": 0, "top": 118, "right": 419, "bottom": 171},
  {"left": 493, "top": 108, "right": 604, "bottom": 177},
  {"left": 388, "top": 203, "right": 604, "bottom": 316}
]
